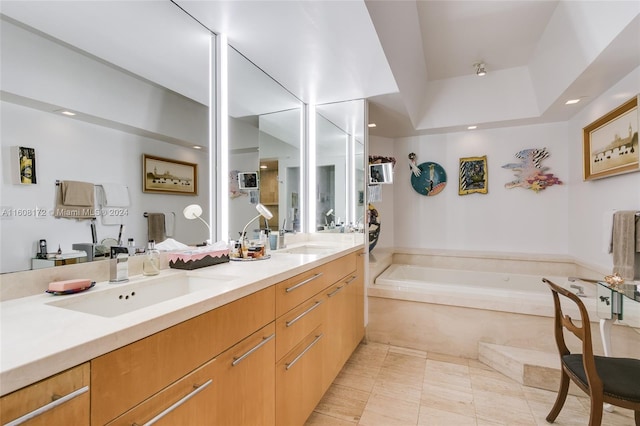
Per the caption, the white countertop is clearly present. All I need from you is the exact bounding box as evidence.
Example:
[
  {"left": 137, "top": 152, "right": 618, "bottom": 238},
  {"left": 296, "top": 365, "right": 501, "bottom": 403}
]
[{"left": 0, "top": 237, "right": 363, "bottom": 396}]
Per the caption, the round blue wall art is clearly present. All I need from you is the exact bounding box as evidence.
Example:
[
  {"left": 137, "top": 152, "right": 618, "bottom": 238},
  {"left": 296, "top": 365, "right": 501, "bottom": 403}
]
[{"left": 410, "top": 162, "right": 447, "bottom": 196}]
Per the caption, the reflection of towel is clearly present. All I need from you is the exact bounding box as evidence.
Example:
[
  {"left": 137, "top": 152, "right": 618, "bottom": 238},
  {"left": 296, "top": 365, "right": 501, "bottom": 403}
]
[
  {"left": 97, "top": 184, "right": 130, "bottom": 225},
  {"left": 611, "top": 211, "right": 639, "bottom": 280},
  {"left": 604, "top": 209, "right": 616, "bottom": 254},
  {"left": 98, "top": 183, "right": 130, "bottom": 206},
  {"left": 54, "top": 181, "right": 95, "bottom": 219},
  {"left": 147, "top": 213, "right": 166, "bottom": 244}
]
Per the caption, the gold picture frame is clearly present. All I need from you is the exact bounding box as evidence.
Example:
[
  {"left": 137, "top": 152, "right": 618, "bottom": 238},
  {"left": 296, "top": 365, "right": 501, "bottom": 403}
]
[
  {"left": 143, "top": 154, "right": 198, "bottom": 195},
  {"left": 459, "top": 155, "right": 488, "bottom": 195},
  {"left": 583, "top": 96, "right": 639, "bottom": 181}
]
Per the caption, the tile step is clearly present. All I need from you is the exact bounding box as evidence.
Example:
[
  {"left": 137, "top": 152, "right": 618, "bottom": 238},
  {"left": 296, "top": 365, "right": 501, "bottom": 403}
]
[{"left": 478, "top": 342, "right": 583, "bottom": 395}]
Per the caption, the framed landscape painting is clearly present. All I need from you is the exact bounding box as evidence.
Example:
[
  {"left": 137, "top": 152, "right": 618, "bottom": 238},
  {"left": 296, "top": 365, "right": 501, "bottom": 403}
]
[
  {"left": 583, "top": 96, "right": 639, "bottom": 180},
  {"left": 143, "top": 154, "right": 198, "bottom": 195}
]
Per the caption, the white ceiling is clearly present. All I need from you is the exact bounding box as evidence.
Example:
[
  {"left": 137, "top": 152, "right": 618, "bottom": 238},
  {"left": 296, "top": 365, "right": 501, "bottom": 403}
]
[
  {"left": 177, "top": 0, "right": 640, "bottom": 137},
  {"left": 3, "top": 1, "right": 639, "bottom": 139}
]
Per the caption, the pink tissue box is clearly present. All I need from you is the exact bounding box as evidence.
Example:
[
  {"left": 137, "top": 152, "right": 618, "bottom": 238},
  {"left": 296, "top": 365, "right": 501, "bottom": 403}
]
[{"left": 168, "top": 248, "right": 230, "bottom": 270}]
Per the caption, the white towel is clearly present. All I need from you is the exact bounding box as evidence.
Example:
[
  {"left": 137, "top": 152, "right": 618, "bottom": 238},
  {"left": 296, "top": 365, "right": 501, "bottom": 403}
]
[
  {"left": 97, "top": 183, "right": 129, "bottom": 226},
  {"left": 99, "top": 183, "right": 130, "bottom": 207}
]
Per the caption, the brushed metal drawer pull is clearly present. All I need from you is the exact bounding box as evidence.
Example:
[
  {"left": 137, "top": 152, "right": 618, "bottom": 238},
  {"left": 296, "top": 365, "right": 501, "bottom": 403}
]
[
  {"left": 286, "top": 273, "right": 323, "bottom": 293},
  {"left": 327, "top": 285, "right": 345, "bottom": 297},
  {"left": 286, "top": 301, "right": 323, "bottom": 327},
  {"left": 5, "top": 385, "right": 89, "bottom": 426},
  {"left": 285, "top": 334, "right": 323, "bottom": 371},
  {"left": 345, "top": 275, "right": 357, "bottom": 284},
  {"left": 232, "top": 333, "right": 275, "bottom": 366},
  {"left": 140, "top": 379, "right": 213, "bottom": 426}
]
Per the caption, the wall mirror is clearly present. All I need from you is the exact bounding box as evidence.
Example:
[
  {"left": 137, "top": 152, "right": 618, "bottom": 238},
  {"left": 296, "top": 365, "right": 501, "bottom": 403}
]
[
  {"left": 0, "top": 2, "right": 213, "bottom": 273},
  {"left": 227, "top": 47, "right": 302, "bottom": 240},
  {"left": 315, "top": 100, "right": 366, "bottom": 233}
]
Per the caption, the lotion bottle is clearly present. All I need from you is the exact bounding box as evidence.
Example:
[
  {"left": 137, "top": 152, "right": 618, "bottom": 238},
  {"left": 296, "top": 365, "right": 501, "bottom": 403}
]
[{"left": 143, "top": 240, "right": 160, "bottom": 276}]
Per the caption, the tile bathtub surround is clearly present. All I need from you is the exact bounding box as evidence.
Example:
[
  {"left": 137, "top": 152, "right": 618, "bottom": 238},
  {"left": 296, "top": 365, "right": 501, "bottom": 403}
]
[{"left": 307, "top": 342, "right": 637, "bottom": 426}]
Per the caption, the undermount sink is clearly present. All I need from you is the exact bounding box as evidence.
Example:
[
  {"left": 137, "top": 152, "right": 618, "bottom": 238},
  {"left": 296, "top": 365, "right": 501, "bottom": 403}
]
[
  {"left": 276, "top": 245, "right": 338, "bottom": 255},
  {"left": 46, "top": 274, "right": 237, "bottom": 318}
]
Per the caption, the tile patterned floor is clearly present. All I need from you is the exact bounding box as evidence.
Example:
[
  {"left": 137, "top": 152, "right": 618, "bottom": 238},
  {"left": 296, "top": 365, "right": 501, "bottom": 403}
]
[{"left": 306, "top": 342, "right": 636, "bottom": 426}]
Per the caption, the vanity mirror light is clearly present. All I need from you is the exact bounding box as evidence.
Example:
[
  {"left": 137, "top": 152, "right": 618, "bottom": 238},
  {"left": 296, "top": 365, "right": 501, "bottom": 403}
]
[
  {"left": 0, "top": 2, "right": 214, "bottom": 273},
  {"left": 227, "top": 47, "right": 303, "bottom": 240}
]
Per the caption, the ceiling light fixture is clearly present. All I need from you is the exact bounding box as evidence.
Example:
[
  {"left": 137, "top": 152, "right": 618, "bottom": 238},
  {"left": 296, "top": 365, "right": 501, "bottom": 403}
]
[
  {"left": 474, "top": 62, "right": 487, "bottom": 77},
  {"left": 368, "top": 123, "right": 377, "bottom": 128},
  {"left": 565, "top": 99, "right": 581, "bottom": 105},
  {"left": 193, "top": 145, "right": 202, "bottom": 150},
  {"left": 260, "top": 165, "right": 268, "bottom": 169},
  {"left": 467, "top": 125, "right": 477, "bottom": 130},
  {"left": 55, "top": 109, "right": 76, "bottom": 116}
]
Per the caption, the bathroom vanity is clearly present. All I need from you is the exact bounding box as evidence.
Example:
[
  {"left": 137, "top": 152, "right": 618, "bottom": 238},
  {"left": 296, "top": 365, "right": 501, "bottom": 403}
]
[{"left": 0, "top": 241, "right": 365, "bottom": 425}]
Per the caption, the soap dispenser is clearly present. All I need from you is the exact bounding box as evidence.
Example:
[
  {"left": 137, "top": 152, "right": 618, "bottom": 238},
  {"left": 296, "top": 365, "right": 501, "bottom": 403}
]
[{"left": 143, "top": 240, "right": 160, "bottom": 276}]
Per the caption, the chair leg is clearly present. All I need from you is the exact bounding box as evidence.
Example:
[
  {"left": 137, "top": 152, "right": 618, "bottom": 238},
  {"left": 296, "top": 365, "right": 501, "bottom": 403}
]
[
  {"left": 546, "top": 370, "right": 570, "bottom": 423},
  {"left": 587, "top": 396, "right": 603, "bottom": 426}
]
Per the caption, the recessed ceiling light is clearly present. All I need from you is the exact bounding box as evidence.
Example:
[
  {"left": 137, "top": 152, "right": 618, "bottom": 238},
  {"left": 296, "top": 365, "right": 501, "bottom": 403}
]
[
  {"left": 368, "top": 123, "right": 377, "bottom": 128},
  {"left": 56, "top": 110, "right": 76, "bottom": 116},
  {"left": 473, "top": 62, "right": 487, "bottom": 77},
  {"left": 565, "top": 99, "right": 581, "bottom": 105},
  {"left": 467, "top": 125, "right": 477, "bottom": 130},
  {"left": 193, "top": 145, "right": 202, "bottom": 150},
  {"left": 260, "top": 165, "right": 268, "bottom": 169}
]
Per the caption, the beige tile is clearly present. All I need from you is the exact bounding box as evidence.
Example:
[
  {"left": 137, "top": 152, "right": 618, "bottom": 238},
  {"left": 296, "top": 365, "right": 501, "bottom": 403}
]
[
  {"left": 370, "top": 379, "right": 422, "bottom": 404},
  {"left": 359, "top": 392, "right": 420, "bottom": 426},
  {"left": 332, "top": 366, "right": 378, "bottom": 393},
  {"left": 421, "top": 382, "right": 475, "bottom": 417},
  {"left": 389, "top": 345, "right": 428, "bottom": 359},
  {"left": 417, "top": 405, "right": 477, "bottom": 426},
  {"left": 473, "top": 393, "right": 536, "bottom": 425},
  {"left": 313, "top": 383, "right": 369, "bottom": 423},
  {"left": 426, "top": 352, "right": 471, "bottom": 366},
  {"left": 305, "top": 411, "right": 358, "bottom": 426}
]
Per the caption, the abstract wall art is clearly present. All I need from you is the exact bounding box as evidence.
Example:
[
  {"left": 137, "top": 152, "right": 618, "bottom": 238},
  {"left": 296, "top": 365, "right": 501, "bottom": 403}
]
[{"left": 502, "top": 148, "right": 562, "bottom": 192}]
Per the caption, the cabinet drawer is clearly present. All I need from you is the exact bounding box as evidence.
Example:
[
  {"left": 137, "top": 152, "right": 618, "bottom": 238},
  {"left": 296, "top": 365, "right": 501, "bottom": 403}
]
[
  {"left": 91, "top": 286, "right": 275, "bottom": 426},
  {"left": 213, "top": 322, "right": 276, "bottom": 426},
  {"left": 276, "top": 295, "right": 325, "bottom": 361},
  {"left": 105, "top": 358, "right": 217, "bottom": 426},
  {"left": 275, "top": 253, "right": 356, "bottom": 318},
  {"left": 0, "top": 363, "right": 89, "bottom": 426},
  {"left": 276, "top": 326, "right": 325, "bottom": 426}
]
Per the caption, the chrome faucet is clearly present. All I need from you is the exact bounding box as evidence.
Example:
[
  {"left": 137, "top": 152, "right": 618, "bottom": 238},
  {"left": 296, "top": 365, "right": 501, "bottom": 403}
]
[{"left": 570, "top": 284, "right": 586, "bottom": 297}]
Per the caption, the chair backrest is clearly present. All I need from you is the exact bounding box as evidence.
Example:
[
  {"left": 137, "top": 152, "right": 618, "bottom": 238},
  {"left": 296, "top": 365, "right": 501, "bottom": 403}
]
[{"left": 542, "top": 278, "right": 603, "bottom": 391}]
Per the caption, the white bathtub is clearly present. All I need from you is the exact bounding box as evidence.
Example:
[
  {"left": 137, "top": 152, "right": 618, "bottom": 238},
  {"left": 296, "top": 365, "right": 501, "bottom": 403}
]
[{"left": 373, "top": 264, "right": 597, "bottom": 319}]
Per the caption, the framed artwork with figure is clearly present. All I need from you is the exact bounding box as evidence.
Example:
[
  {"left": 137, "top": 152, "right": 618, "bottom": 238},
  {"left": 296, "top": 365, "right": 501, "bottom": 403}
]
[
  {"left": 143, "top": 154, "right": 198, "bottom": 195},
  {"left": 583, "top": 96, "right": 639, "bottom": 181}
]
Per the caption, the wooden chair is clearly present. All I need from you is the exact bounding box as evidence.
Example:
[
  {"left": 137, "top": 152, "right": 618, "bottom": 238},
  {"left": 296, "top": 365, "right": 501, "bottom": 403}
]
[{"left": 542, "top": 278, "right": 640, "bottom": 425}]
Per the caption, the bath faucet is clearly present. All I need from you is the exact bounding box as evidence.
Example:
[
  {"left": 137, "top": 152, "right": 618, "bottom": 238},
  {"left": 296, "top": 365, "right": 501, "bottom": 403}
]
[{"left": 570, "top": 284, "right": 586, "bottom": 297}]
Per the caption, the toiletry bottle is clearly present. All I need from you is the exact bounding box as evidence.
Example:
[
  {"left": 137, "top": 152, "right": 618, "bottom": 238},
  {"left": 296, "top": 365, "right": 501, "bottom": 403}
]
[
  {"left": 127, "top": 238, "right": 135, "bottom": 256},
  {"left": 143, "top": 240, "right": 160, "bottom": 276}
]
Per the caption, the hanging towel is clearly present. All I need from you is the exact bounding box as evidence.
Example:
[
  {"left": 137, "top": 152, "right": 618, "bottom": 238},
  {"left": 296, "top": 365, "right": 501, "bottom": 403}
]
[
  {"left": 147, "top": 213, "right": 167, "bottom": 244},
  {"left": 98, "top": 183, "right": 130, "bottom": 207},
  {"left": 611, "top": 210, "right": 639, "bottom": 280},
  {"left": 97, "top": 184, "right": 130, "bottom": 225},
  {"left": 54, "top": 181, "right": 95, "bottom": 219},
  {"left": 603, "top": 209, "right": 616, "bottom": 254}
]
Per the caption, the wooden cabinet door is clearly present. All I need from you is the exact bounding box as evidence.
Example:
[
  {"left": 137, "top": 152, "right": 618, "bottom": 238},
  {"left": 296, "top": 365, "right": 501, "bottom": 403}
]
[
  {"left": 353, "top": 250, "right": 366, "bottom": 350},
  {"left": 0, "top": 363, "right": 90, "bottom": 426},
  {"left": 322, "top": 274, "right": 357, "bottom": 390},
  {"left": 105, "top": 359, "right": 217, "bottom": 426},
  {"left": 214, "top": 322, "right": 276, "bottom": 426},
  {"left": 276, "top": 327, "right": 325, "bottom": 426},
  {"left": 91, "top": 286, "right": 274, "bottom": 425}
]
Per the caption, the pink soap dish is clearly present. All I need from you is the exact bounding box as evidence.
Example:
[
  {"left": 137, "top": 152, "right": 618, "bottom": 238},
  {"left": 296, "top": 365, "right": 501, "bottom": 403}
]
[{"left": 45, "top": 281, "right": 95, "bottom": 295}]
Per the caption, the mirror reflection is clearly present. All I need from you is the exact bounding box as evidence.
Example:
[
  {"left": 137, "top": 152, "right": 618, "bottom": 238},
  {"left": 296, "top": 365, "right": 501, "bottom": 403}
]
[
  {"left": 0, "top": 2, "right": 212, "bottom": 273},
  {"left": 227, "top": 47, "right": 302, "bottom": 240},
  {"left": 315, "top": 100, "right": 366, "bottom": 233}
]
